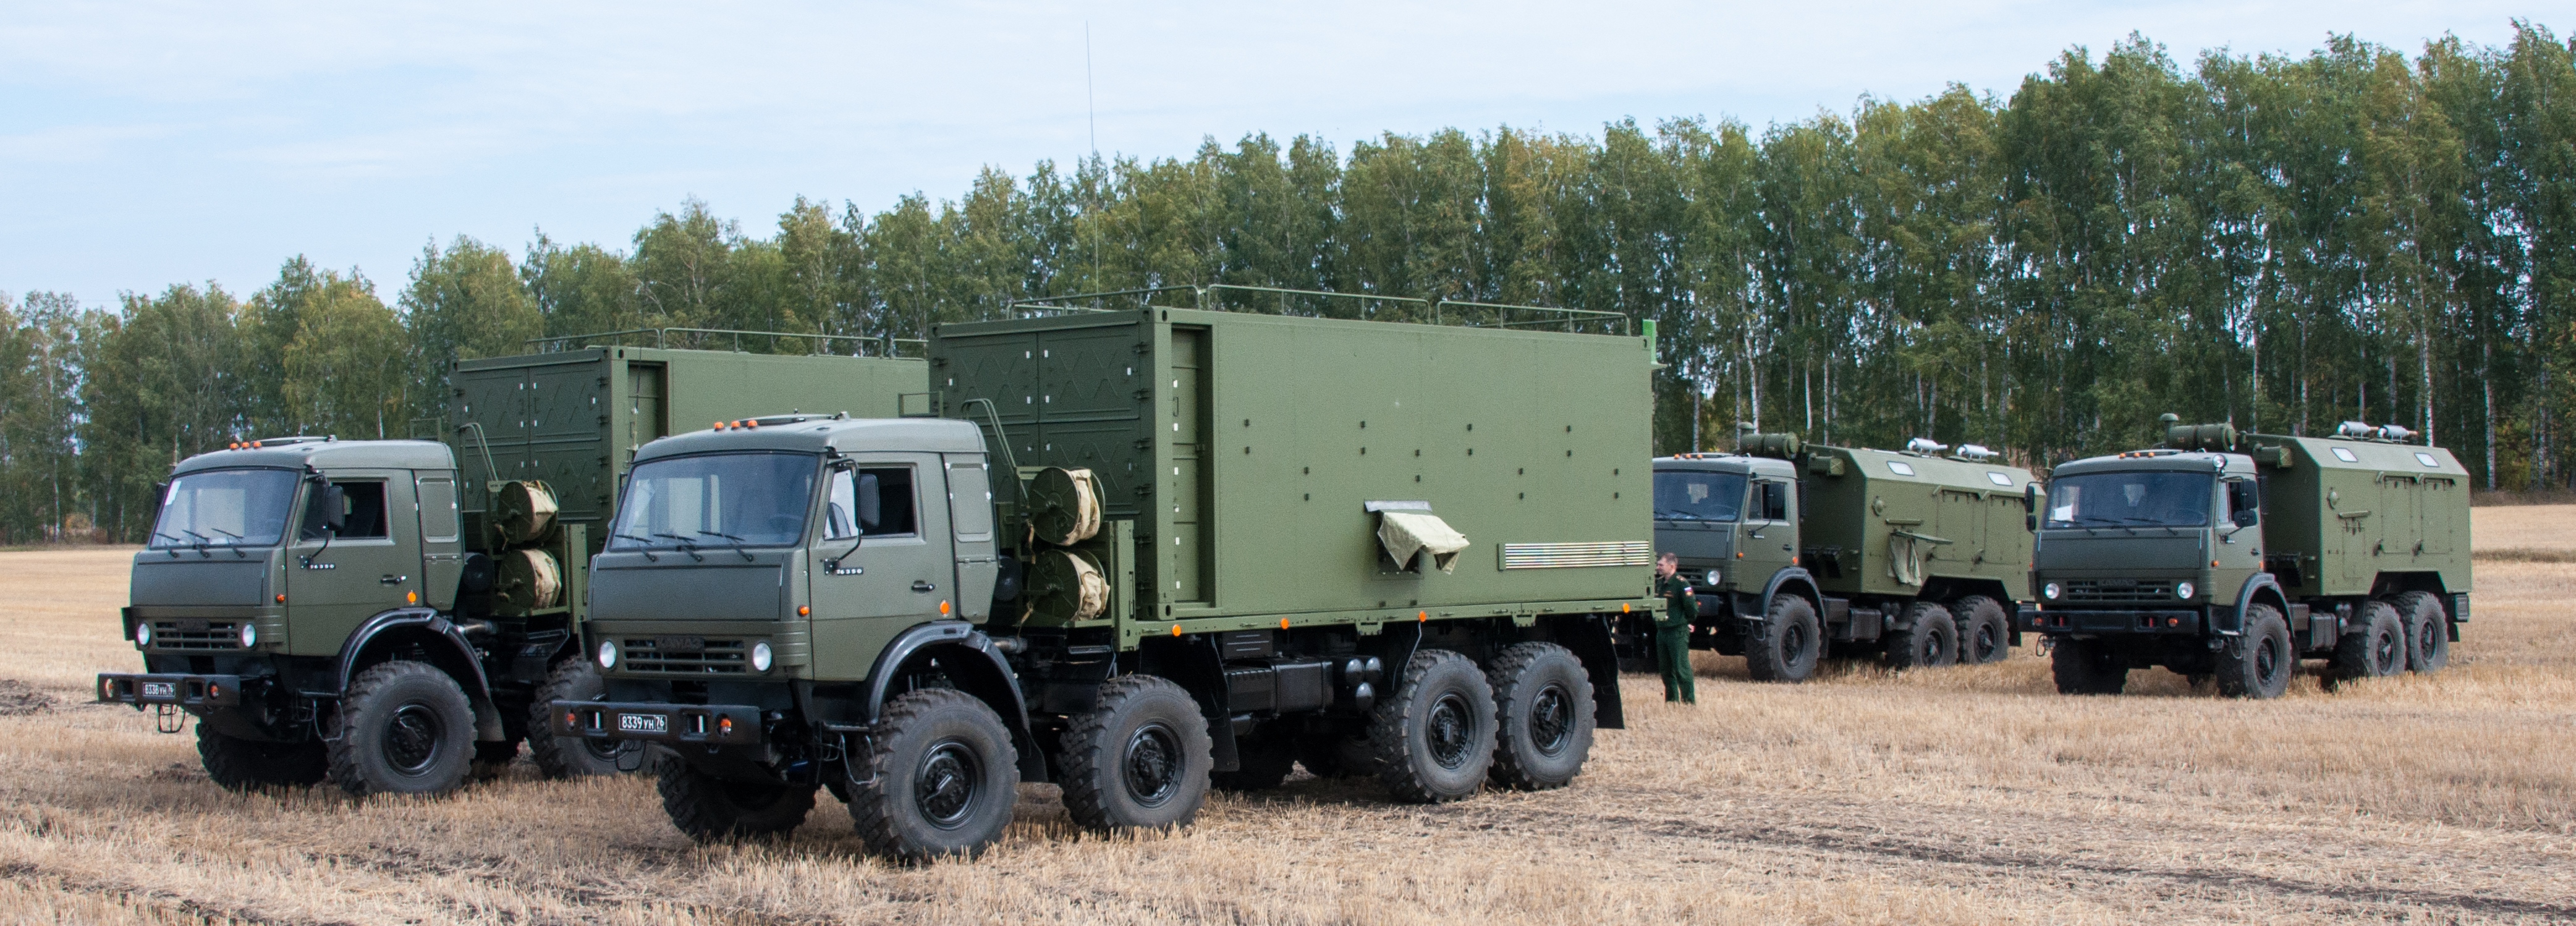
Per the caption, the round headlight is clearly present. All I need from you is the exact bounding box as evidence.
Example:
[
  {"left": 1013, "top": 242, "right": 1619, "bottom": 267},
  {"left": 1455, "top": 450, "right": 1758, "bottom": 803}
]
[
  {"left": 135, "top": 622, "right": 153, "bottom": 647},
  {"left": 2043, "top": 582, "right": 2062, "bottom": 600},
  {"left": 2176, "top": 582, "right": 2196, "bottom": 600},
  {"left": 1705, "top": 568, "right": 1723, "bottom": 587},
  {"left": 596, "top": 640, "right": 619, "bottom": 669},
  {"left": 750, "top": 640, "right": 774, "bottom": 673},
  {"left": 239, "top": 622, "right": 258, "bottom": 648}
]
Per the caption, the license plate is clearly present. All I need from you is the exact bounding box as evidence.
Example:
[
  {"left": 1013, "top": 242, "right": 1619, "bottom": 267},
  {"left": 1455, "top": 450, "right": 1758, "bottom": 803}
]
[
  {"left": 617, "top": 713, "right": 668, "bottom": 734},
  {"left": 140, "top": 681, "right": 176, "bottom": 699}
]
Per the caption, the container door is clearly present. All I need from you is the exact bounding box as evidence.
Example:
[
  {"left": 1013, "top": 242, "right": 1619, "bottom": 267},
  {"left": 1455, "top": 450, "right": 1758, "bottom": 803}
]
[
  {"left": 1167, "top": 328, "right": 1212, "bottom": 605},
  {"left": 416, "top": 475, "right": 464, "bottom": 611},
  {"left": 286, "top": 472, "right": 423, "bottom": 655},
  {"left": 944, "top": 456, "right": 998, "bottom": 620},
  {"left": 2378, "top": 473, "right": 2418, "bottom": 563},
  {"left": 2418, "top": 476, "right": 2459, "bottom": 557},
  {"left": 809, "top": 455, "right": 955, "bottom": 678},
  {"left": 1936, "top": 488, "right": 1986, "bottom": 576},
  {"left": 528, "top": 361, "right": 611, "bottom": 524},
  {"left": 1740, "top": 478, "right": 1797, "bottom": 588}
]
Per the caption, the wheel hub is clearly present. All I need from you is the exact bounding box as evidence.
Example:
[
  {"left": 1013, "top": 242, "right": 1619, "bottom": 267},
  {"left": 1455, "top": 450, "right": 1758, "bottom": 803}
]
[
  {"left": 1427, "top": 693, "right": 1474, "bottom": 770},
  {"left": 1122, "top": 722, "right": 1182, "bottom": 807},
  {"left": 916, "top": 739, "right": 981, "bottom": 829},
  {"left": 1528, "top": 683, "right": 1572, "bottom": 757},
  {"left": 382, "top": 702, "right": 444, "bottom": 776}
]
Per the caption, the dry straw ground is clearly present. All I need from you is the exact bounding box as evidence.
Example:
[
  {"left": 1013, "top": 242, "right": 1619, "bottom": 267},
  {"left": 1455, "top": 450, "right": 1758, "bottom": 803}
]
[{"left": 0, "top": 509, "right": 2570, "bottom": 924}]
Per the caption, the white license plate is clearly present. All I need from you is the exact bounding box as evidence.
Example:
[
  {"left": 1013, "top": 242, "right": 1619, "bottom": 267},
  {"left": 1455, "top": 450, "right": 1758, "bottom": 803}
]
[
  {"left": 617, "top": 713, "right": 667, "bottom": 734},
  {"left": 140, "top": 681, "right": 176, "bottom": 699}
]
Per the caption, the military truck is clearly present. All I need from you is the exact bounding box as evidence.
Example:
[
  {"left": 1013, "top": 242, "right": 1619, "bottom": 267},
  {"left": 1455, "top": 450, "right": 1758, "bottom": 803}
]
[
  {"left": 94, "top": 341, "right": 928, "bottom": 796},
  {"left": 2024, "top": 415, "right": 2473, "bottom": 699},
  {"left": 549, "top": 287, "right": 1654, "bottom": 860},
  {"left": 1650, "top": 430, "right": 2036, "bottom": 682}
]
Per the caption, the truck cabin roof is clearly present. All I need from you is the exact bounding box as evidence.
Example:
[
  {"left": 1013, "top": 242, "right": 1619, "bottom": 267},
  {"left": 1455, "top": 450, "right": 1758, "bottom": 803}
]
[
  {"left": 1653, "top": 453, "right": 1798, "bottom": 479},
  {"left": 173, "top": 438, "right": 454, "bottom": 477},
  {"left": 633, "top": 415, "right": 986, "bottom": 464},
  {"left": 2053, "top": 450, "right": 2255, "bottom": 479}
]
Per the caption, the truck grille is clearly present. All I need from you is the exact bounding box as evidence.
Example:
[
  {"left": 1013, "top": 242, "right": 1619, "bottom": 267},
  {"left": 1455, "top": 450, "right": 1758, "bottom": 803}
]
[
  {"left": 2060, "top": 580, "right": 2176, "bottom": 603},
  {"left": 151, "top": 620, "right": 244, "bottom": 650},
  {"left": 619, "top": 636, "right": 750, "bottom": 674}
]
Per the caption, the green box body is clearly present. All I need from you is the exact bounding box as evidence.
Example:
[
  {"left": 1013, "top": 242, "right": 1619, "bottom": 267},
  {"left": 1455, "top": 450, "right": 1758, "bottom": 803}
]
[
  {"left": 2243, "top": 435, "right": 2472, "bottom": 599},
  {"left": 932, "top": 308, "right": 1657, "bottom": 642},
  {"left": 1802, "top": 446, "right": 2035, "bottom": 602}
]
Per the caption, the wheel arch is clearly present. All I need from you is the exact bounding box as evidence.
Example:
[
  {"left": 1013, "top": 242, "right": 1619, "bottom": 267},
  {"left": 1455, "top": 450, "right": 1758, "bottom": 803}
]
[
  {"left": 862, "top": 620, "right": 1045, "bottom": 783},
  {"left": 1757, "top": 567, "right": 1821, "bottom": 617},
  {"left": 333, "top": 607, "right": 505, "bottom": 741},
  {"left": 2221, "top": 573, "right": 2289, "bottom": 637}
]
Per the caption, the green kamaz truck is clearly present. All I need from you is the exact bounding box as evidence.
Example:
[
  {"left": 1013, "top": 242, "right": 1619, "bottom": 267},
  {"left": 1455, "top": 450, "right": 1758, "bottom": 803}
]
[
  {"left": 549, "top": 287, "right": 1654, "bottom": 860},
  {"left": 2025, "top": 415, "right": 2472, "bottom": 699},
  {"left": 1651, "top": 430, "right": 2036, "bottom": 682},
  {"left": 95, "top": 341, "right": 927, "bottom": 796}
]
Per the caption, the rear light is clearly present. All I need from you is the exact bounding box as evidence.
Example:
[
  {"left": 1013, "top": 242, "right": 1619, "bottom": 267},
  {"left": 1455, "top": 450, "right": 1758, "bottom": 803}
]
[{"left": 718, "top": 716, "right": 734, "bottom": 737}]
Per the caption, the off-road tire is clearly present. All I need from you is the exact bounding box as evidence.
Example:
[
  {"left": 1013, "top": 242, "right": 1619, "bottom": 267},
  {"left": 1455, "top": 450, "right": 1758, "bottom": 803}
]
[
  {"left": 2216, "top": 604, "right": 2294, "bottom": 699},
  {"left": 2050, "top": 637, "right": 2127, "bottom": 695},
  {"left": 847, "top": 688, "right": 1020, "bottom": 862},
  {"left": 327, "top": 660, "right": 478, "bottom": 797},
  {"left": 2333, "top": 600, "right": 2407, "bottom": 682},
  {"left": 1370, "top": 650, "right": 1496, "bottom": 804},
  {"left": 1743, "top": 595, "right": 1822, "bottom": 682},
  {"left": 1210, "top": 723, "right": 1296, "bottom": 792},
  {"left": 197, "top": 725, "right": 326, "bottom": 791},
  {"left": 1953, "top": 595, "right": 2012, "bottom": 665},
  {"left": 2394, "top": 591, "right": 2451, "bottom": 674},
  {"left": 1886, "top": 601, "right": 1959, "bottom": 670},
  {"left": 527, "top": 659, "right": 642, "bottom": 779},
  {"left": 1061, "top": 674, "right": 1212, "bottom": 831},
  {"left": 1485, "top": 642, "right": 1595, "bottom": 791},
  {"left": 657, "top": 760, "right": 816, "bottom": 842}
]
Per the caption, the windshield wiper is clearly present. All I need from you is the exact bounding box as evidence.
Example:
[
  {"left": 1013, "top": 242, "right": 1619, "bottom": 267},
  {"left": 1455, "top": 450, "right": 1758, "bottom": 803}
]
[
  {"left": 611, "top": 532, "right": 661, "bottom": 562},
  {"left": 653, "top": 532, "right": 706, "bottom": 562},
  {"left": 697, "top": 530, "right": 755, "bottom": 562},
  {"left": 1656, "top": 509, "right": 1700, "bottom": 520}
]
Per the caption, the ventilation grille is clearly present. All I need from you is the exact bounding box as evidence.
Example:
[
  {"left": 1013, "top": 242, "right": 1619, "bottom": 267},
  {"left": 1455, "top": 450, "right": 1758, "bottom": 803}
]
[
  {"left": 2061, "top": 580, "right": 2176, "bottom": 603},
  {"left": 1499, "top": 541, "right": 1654, "bottom": 570},
  {"left": 151, "top": 621, "right": 242, "bottom": 651},
  {"left": 619, "top": 636, "right": 749, "bottom": 674}
]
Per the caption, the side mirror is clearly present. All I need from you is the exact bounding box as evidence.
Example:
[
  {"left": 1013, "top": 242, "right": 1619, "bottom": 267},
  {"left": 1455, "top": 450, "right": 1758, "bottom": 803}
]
[
  {"left": 2023, "top": 483, "right": 2040, "bottom": 513},
  {"left": 857, "top": 473, "right": 882, "bottom": 532},
  {"left": 323, "top": 485, "right": 348, "bottom": 532},
  {"left": 2233, "top": 509, "right": 2259, "bottom": 529}
]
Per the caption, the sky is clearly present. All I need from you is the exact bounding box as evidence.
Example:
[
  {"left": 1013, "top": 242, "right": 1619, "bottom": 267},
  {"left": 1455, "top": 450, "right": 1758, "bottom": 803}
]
[{"left": 0, "top": 1, "right": 2558, "bottom": 308}]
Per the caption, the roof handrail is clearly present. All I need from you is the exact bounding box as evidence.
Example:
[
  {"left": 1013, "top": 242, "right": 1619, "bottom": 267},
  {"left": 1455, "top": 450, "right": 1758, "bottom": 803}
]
[{"left": 524, "top": 328, "right": 929, "bottom": 357}]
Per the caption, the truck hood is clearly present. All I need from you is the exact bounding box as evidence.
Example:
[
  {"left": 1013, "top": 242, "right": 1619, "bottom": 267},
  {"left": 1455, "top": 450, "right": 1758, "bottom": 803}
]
[
  {"left": 590, "top": 559, "right": 785, "bottom": 621},
  {"left": 1653, "top": 520, "right": 1736, "bottom": 566},
  {"left": 130, "top": 556, "right": 268, "bottom": 607},
  {"left": 2035, "top": 530, "right": 2204, "bottom": 576}
]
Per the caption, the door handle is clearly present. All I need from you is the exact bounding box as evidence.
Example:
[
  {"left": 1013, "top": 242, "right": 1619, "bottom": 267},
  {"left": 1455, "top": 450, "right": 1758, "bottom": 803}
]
[
  {"left": 379, "top": 575, "right": 407, "bottom": 585},
  {"left": 1782, "top": 544, "right": 1793, "bottom": 551},
  {"left": 912, "top": 580, "right": 936, "bottom": 593}
]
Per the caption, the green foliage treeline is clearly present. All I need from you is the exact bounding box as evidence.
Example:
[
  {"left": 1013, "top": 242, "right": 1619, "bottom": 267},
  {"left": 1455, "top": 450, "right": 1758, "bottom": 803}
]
[{"left": 4, "top": 27, "right": 2572, "bottom": 543}]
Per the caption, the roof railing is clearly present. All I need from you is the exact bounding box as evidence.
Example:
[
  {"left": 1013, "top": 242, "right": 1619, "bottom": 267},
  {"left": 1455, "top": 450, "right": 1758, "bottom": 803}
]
[
  {"left": 525, "top": 327, "right": 928, "bottom": 357},
  {"left": 1005, "top": 284, "right": 1630, "bottom": 335}
]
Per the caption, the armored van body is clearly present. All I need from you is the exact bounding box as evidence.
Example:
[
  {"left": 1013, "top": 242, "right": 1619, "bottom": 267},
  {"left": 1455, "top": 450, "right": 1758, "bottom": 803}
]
[
  {"left": 1651, "top": 435, "right": 2035, "bottom": 682},
  {"left": 2026, "top": 417, "right": 2472, "bottom": 699},
  {"left": 96, "top": 342, "right": 927, "bottom": 796},
  {"left": 553, "top": 287, "right": 1656, "bottom": 860}
]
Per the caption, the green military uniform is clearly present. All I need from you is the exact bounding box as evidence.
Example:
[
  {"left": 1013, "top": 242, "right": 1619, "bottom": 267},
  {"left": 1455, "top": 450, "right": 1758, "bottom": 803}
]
[{"left": 1653, "top": 574, "right": 1697, "bottom": 703}]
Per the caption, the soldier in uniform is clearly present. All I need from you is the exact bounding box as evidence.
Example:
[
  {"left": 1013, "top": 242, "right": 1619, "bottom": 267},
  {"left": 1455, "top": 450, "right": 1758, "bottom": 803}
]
[{"left": 1653, "top": 552, "right": 1697, "bottom": 704}]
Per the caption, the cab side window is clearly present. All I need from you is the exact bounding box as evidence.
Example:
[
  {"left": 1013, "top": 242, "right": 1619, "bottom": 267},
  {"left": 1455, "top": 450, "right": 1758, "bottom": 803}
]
[
  {"left": 824, "top": 466, "right": 919, "bottom": 540},
  {"left": 2224, "top": 479, "right": 2261, "bottom": 527},
  {"left": 299, "top": 481, "right": 389, "bottom": 540},
  {"left": 1758, "top": 481, "right": 1790, "bottom": 521}
]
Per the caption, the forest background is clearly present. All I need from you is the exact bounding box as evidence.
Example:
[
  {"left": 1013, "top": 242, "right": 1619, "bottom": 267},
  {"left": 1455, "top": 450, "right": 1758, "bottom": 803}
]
[{"left": 2, "top": 27, "right": 2572, "bottom": 543}]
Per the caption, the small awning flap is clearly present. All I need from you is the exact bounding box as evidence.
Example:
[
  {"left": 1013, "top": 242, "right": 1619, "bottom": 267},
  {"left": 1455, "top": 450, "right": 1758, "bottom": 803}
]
[{"left": 1378, "top": 510, "right": 1470, "bottom": 574}]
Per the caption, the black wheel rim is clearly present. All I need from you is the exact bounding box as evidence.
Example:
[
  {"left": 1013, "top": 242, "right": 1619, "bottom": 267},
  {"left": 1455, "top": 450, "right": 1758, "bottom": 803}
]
[
  {"left": 1427, "top": 692, "right": 1475, "bottom": 770},
  {"left": 2375, "top": 629, "right": 2401, "bottom": 674},
  {"left": 2256, "top": 634, "right": 2282, "bottom": 686},
  {"left": 383, "top": 702, "right": 444, "bottom": 776},
  {"left": 915, "top": 739, "right": 981, "bottom": 830},
  {"left": 1122, "top": 722, "right": 1182, "bottom": 808},
  {"left": 1528, "top": 682, "right": 1574, "bottom": 757},
  {"left": 1974, "top": 624, "right": 1998, "bottom": 660},
  {"left": 1782, "top": 621, "right": 1810, "bottom": 663}
]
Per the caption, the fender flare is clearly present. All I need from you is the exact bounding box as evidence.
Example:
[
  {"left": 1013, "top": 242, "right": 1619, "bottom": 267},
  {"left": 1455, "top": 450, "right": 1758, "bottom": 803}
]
[
  {"left": 861, "top": 619, "right": 1044, "bottom": 782},
  {"left": 1756, "top": 567, "right": 1820, "bottom": 621},
  {"left": 2221, "top": 573, "right": 2287, "bottom": 637},
  {"left": 331, "top": 606, "right": 505, "bottom": 741}
]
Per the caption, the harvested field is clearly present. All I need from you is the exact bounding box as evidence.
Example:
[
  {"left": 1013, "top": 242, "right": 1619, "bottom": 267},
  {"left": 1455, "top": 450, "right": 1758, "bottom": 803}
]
[{"left": 1, "top": 512, "right": 2571, "bottom": 925}]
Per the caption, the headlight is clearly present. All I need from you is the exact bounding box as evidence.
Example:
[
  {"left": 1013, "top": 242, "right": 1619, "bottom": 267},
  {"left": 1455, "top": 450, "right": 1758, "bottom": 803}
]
[
  {"left": 2043, "top": 582, "right": 2061, "bottom": 600},
  {"left": 750, "top": 640, "right": 774, "bottom": 673},
  {"left": 1705, "top": 568, "right": 1723, "bottom": 587},
  {"left": 2176, "top": 582, "right": 2196, "bottom": 600},
  {"left": 239, "top": 622, "right": 258, "bottom": 648},
  {"left": 135, "top": 622, "right": 153, "bottom": 647},
  {"left": 596, "top": 640, "right": 619, "bottom": 669}
]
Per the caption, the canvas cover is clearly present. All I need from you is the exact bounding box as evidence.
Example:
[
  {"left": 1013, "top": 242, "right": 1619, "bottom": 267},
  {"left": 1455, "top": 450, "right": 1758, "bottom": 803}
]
[{"left": 1379, "top": 511, "right": 1472, "bottom": 574}]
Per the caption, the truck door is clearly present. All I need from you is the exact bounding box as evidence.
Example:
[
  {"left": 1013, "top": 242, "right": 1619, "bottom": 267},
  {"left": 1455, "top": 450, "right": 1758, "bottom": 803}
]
[
  {"left": 1740, "top": 478, "right": 1798, "bottom": 587},
  {"left": 416, "top": 474, "right": 464, "bottom": 611},
  {"left": 943, "top": 457, "right": 998, "bottom": 620},
  {"left": 808, "top": 455, "right": 955, "bottom": 679},
  {"left": 286, "top": 472, "right": 423, "bottom": 655}
]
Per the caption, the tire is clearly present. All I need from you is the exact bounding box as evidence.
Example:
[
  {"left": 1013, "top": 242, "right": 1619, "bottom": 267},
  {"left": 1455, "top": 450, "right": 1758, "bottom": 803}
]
[
  {"left": 657, "top": 760, "right": 816, "bottom": 842},
  {"left": 2394, "top": 591, "right": 2451, "bottom": 673},
  {"left": 2333, "top": 601, "right": 2407, "bottom": 682},
  {"left": 2050, "top": 637, "right": 2127, "bottom": 695},
  {"left": 1743, "top": 596, "right": 1822, "bottom": 683},
  {"left": 1886, "top": 601, "right": 1958, "bottom": 669},
  {"left": 1061, "top": 674, "right": 1212, "bottom": 831},
  {"left": 1485, "top": 642, "right": 1595, "bottom": 791},
  {"left": 526, "top": 659, "right": 642, "bottom": 779},
  {"left": 327, "top": 661, "right": 478, "bottom": 797},
  {"left": 848, "top": 689, "right": 1020, "bottom": 862},
  {"left": 2216, "top": 604, "right": 2294, "bottom": 699},
  {"left": 1952, "top": 595, "right": 2011, "bottom": 665},
  {"left": 1370, "top": 650, "right": 1497, "bottom": 804},
  {"left": 1210, "top": 723, "right": 1296, "bottom": 792},
  {"left": 197, "top": 725, "right": 326, "bottom": 791}
]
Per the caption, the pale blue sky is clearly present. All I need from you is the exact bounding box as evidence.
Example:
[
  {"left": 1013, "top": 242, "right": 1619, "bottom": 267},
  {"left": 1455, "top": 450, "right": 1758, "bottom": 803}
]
[{"left": 1, "top": 1, "right": 2555, "bottom": 307}]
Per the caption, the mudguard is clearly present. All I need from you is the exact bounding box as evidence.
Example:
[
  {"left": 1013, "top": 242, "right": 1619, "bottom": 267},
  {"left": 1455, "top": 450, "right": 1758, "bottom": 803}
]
[
  {"left": 2219, "top": 573, "right": 2287, "bottom": 637},
  {"left": 861, "top": 619, "right": 1045, "bottom": 782},
  {"left": 1755, "top": 567, "right": 1820, "bottom": 625},
  {"left": 332, "top": 607, "right": 505, "bottom": 741}
]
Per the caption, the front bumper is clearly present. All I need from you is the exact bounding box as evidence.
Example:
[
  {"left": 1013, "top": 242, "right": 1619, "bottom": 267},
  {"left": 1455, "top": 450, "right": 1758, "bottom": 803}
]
[
  {"left": 95, "top": 672, "right": 244, "bottom": 709},
  {"left": 550, "top": 700, "right": 766, "bottom": 746},
  {"left": 2021, "top": 605, "right": 2203, "bottom": 635}
]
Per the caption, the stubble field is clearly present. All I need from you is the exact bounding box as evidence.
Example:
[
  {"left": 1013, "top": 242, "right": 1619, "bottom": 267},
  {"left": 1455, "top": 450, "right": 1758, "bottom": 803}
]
[{"left": 0, "top": 509, "right": 2570, "bottom": 924}]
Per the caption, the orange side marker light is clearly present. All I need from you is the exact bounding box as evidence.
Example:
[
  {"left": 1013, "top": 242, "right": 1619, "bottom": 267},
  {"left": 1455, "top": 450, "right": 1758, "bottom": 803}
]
[
  {"left": 1171, "top": 624, "right": 1183, "bottom": 637},
  {"left": 797, "top": 605, "right": 810, "bottom": 616},
  {"left": 1280, "top": 618, "right": 1290, "bottom": 630},
  {"left": 939, "top": 600, "right": 951, "bottom": 615},
  {"left": 1418, "top": 610, "right": 1428, "bottom": 622}
]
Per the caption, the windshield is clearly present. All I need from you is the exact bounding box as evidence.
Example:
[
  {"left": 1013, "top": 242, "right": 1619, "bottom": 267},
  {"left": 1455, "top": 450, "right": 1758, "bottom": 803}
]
[
  {"left": 610, "top": 452, "right": 818, "bottom": 551},
  {"left": 2046, "top": 471, "right": 2213, "bottom": 528},
  {"left": 1654, "top": 470, "right": 1747, "bottom": 522},
  {"left": 151, "top": 469, "right": 300, "bottom": 548}
]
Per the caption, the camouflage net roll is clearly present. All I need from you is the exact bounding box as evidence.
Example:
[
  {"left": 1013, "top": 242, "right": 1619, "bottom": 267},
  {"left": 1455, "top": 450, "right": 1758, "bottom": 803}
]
[
  {"left": 1025, "top": 548, "right": 1108, "bottom": 622},
  {"left": 493, "top": 480, "right": 559, "bottom": 547},
  {"left": 497, "top": 548, "right": 563, "bottom": 614},
  {"left": 1027, "top": 467, "right": 1102, "bottom": 546}
]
